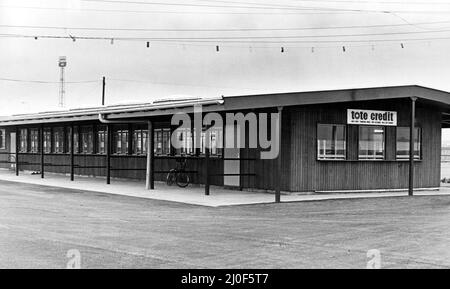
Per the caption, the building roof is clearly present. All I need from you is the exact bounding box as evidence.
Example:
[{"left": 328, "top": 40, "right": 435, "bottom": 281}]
[{"left": 1, "top": 85, "right": 450, "bottom": 126}]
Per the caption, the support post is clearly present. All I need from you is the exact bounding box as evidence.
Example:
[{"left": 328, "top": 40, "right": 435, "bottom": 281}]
[
  {"left": 146, "top": 120, "right": 154, "bottom": 190},
  {"left": 15, "top": 127, "right": 19, "bottom": 176},
  {"left": 275, "top": 106, "right": 283, "bottom": 203},
  {"left": 70, "top": 124, "right": 74, "bottom": 181},
  {"left": 102, "top": 76, "right": 106, "bottom": 106},
  {"left": 40, "top": 125, "right": 44, "bottom": 179},
  {"left": 409, "top": 97, "right": 417, "bottom": 196},
  {"left": 205, "top": 145, "right": 210, "bottom": 196},
  {"left": 106, "top": 124, "right": 111, "bottom": 184}
]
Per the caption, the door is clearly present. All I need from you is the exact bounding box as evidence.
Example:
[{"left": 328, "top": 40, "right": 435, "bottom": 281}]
[
  {"left": 224, "top": 123, "right": 240, "bottom": 187},
  {"left": 10, "top": 132, "right": 16, "bottom": 170}
]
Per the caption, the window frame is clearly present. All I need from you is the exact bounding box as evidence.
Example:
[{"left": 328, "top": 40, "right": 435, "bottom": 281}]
[
  {"left": 0, "top": 129, "right": 5, "bottom": 150},
  {"left": 153, "top": 128, "right": 171, "bottom": 156},
  {"left": 96, "top": 126, "right": 107, "bottom": 155},
  {"left": 28, "top": 128, "right": 39, "bottom": 153},
  {"left": 79, "top": 126, "right": 94, "bottom": 154},
  {"left": 19, "top": 128, "right": 28, "bottom": 153},
  {"left": 53, "top": 127, "right": 65, "bottom": 154},
  {"left": 316, "top": 123, "right": 347, "bottom": 161},
  {"left": 132, "top": 128, "right": 149, "bottom": 155},
  {"left": 113, "top": 128, "right": 129, "bottom": 155},
  {"left": 42, "top": 128, "right": 52, "bottom": 154},
  {"left": 199, "top": 126, "right": 223, "bottom": 157},
  {"left": 358, "top": 125, "right": 386, "bottom": 161},
  {"left": 395, "top": 126, "right": 422, "bottom": 160}
]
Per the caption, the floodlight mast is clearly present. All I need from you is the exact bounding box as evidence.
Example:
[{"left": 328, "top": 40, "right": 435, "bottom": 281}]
[{"left": 58, "top": 56, "right": 67, "bottom": 108}]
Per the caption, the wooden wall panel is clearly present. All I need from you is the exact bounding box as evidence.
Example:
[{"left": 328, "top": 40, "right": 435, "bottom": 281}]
[{"left": 288, "top": 99, "right": 442, "bottom": 192}]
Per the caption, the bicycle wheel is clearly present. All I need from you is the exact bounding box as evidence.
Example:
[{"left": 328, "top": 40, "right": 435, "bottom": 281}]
[
  {"left": 166, "top": 169, "right": 177, "bottom": 186},
  {"left": 176, "top": 172, "right": 190, "bottom": 188}
]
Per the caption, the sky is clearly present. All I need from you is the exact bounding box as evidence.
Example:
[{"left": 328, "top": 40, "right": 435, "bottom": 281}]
[{"left": 1, "top": 0, "right": 450, "bottom": 141}]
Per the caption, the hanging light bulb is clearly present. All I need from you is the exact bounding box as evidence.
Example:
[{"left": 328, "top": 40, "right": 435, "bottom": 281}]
[
  {"left": 342, "top": 46, "right": 346, "bottom": 52},
  {"left": 216, "top": 45, "right": 220, "bottom": 52},
  {"left": 281, "top": 47, "right": 284, "bottom": 53},
  {"left": 401, "top": 43, "right": 404, "bottom": 49},
  {"left": 146, "top": 41, "right": 150, "bottom": 48}
]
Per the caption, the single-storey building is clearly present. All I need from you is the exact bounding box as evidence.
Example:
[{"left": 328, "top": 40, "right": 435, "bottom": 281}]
[{"left": 1, "top": 85, "right": 449, "bottom": 200}]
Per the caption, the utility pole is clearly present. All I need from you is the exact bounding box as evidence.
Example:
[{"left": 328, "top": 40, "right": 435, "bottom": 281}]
[{"left": 102, "top": 76, "right": 106, "bottom": 106}]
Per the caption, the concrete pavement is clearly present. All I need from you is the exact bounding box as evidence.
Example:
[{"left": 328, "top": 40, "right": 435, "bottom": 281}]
[
  {"left": 0, "top": 180, "right": 450, "bottom": 268},
  {"left": 0, "top": 168, "right": 449, "bottom": 207}
]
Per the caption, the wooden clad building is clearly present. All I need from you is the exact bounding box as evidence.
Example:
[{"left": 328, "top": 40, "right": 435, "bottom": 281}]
[{"left": 1, "top": 85, "right": 450, "bottom": 195}]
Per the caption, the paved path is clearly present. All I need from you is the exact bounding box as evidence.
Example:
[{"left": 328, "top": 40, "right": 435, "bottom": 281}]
[
  {"left": 0, "top": 180, "right": 450, "bottom": 268},
  {"left": 0, "top": 169, "right": 449, "bottom": 207}
]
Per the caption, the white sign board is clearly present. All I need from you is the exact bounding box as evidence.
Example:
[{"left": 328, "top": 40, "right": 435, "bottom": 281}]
[{"left": 347, "top": 109, "right": 397, "bottom": 126}]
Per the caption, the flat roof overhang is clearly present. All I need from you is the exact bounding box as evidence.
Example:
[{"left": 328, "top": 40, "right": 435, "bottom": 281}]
[{"left": 1, "top": 85, "right": 450, "bottom": 127}]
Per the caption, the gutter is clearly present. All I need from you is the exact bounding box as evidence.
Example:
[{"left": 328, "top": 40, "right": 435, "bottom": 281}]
[
  {"left": 98, "top": 113, "right": 147, "bottom": 124},
  {"left": 0, "top": 98, "right": 225, "bottom": 125}
]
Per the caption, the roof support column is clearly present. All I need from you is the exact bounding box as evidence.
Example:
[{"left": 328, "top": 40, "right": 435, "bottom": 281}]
[
  {"left": 106, "top": 124, "right": 111, "bottom": 184},
  {"left": 40, "top": 125, "right": 44, "bottom": 179},
  {"left": 205, "top": 145, "right": 210, "bottom": 196},
  {"left": 409, "top": 97, "right": 417, "bottom": 196},
  {"left": 275, "top": 106, "right": 283, "bottom": 203},
  {"left": 70, "top": 124, "right": 74, "bottom": 181},
  {"left": 146, "top": 120, "right": 154, "bottom": 190},
  {"left": 15, "top": 127, "right": 19, "bottom": 176}
]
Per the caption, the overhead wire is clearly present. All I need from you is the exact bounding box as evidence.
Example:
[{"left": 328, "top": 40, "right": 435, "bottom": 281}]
[{"left": 2, "top": 20, "right": 450, "bottom": 32}]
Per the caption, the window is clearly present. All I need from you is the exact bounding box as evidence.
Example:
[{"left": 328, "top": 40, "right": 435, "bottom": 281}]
[
  {"left": 132, "top": 129, "right": 148, "bottom": 155},
  {"left": 66, "top": 127, "right": 78, "bottom": 153},
  {"left": 154, "top": 128, "right": 170, "bottom": 155},
  {"left": 19, "top": 129, "right": 28, "bottom": 152},
  {"left": 200, "top": 127, "right": 223, "bottom": 156},
  {"left": 97, "top": 127, "right": 106, "bottom": 154},
  {"left": 0, "top": 129, "right": 5, "bottom": 149},
  {"left": 396, "top": 127, "right": 421, "bottom": 160},
  {"left": 174, "top": 128, "right": 193, "bottom": 155},
  {"left": 317, "top": 124, "right": 346, "bottom": 160},
  {"left": 74, "top": 129, "right": 79, "bottom": 153},
  {"left": 53, "top": 127, "right": 64, "bottom": 153},
  {"left": 153, "top": 128, "right": 170, "bottom": 155},
  {"left": 359, "top": 126, "right": 385, "bottom": 160},
  {"left": 80, "top": 126, "right": 94, "bottom": 154},
  {"left": 113, "top": 129, "right": 128, "bottom": 154},
  {"left": 43, "top": 129, "right": 52, "bottom": 153},
  {"left": 30, "top": 129, "right": 39, "bottom": 153}
]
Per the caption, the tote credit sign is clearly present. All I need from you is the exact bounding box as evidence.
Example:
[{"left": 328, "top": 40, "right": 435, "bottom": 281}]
[{"left": 347, "top": 109, "right": 397, "bottom": 126}]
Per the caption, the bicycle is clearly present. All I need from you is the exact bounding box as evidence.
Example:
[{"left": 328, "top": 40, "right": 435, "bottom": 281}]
[{"left": 166, "top": 157, "right": 190, "bottom": 188}]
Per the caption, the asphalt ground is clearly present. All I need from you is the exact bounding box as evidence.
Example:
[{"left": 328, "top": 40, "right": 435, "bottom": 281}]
[{"left": 0, "top": 180, "right": 449, "bottom": 268}]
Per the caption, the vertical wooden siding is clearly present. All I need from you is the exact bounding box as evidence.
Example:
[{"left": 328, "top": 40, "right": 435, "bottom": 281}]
[{"left": 288, "top": 99, "right": 442, "bottom": 192}]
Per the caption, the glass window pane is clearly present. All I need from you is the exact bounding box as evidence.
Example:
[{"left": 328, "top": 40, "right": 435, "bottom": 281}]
[
  {"left": 358, "top": 126, "right": 385, "bottom": 160},
  {"left": 20, "top": 129, "right": 28, "bottom": 152},
  {"left": 0, "top": 129, "right": 5, "bottom": 149},
  {"left": 317, "top": 124, "right": 346, "bottom": 160},
  {"left": 162, "top": 129, "right": 170, "bottom": 155},
  {"left": 396, "top": 127, "right": 421, "bottom": 159}
]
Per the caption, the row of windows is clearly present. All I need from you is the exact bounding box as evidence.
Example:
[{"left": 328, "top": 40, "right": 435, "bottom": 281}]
[
  {"left": 317, "top": 124, "right": 421, "bottom": 161},
  {"left": 17, "top": 126, "right": 223, "bottom": 156}
]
